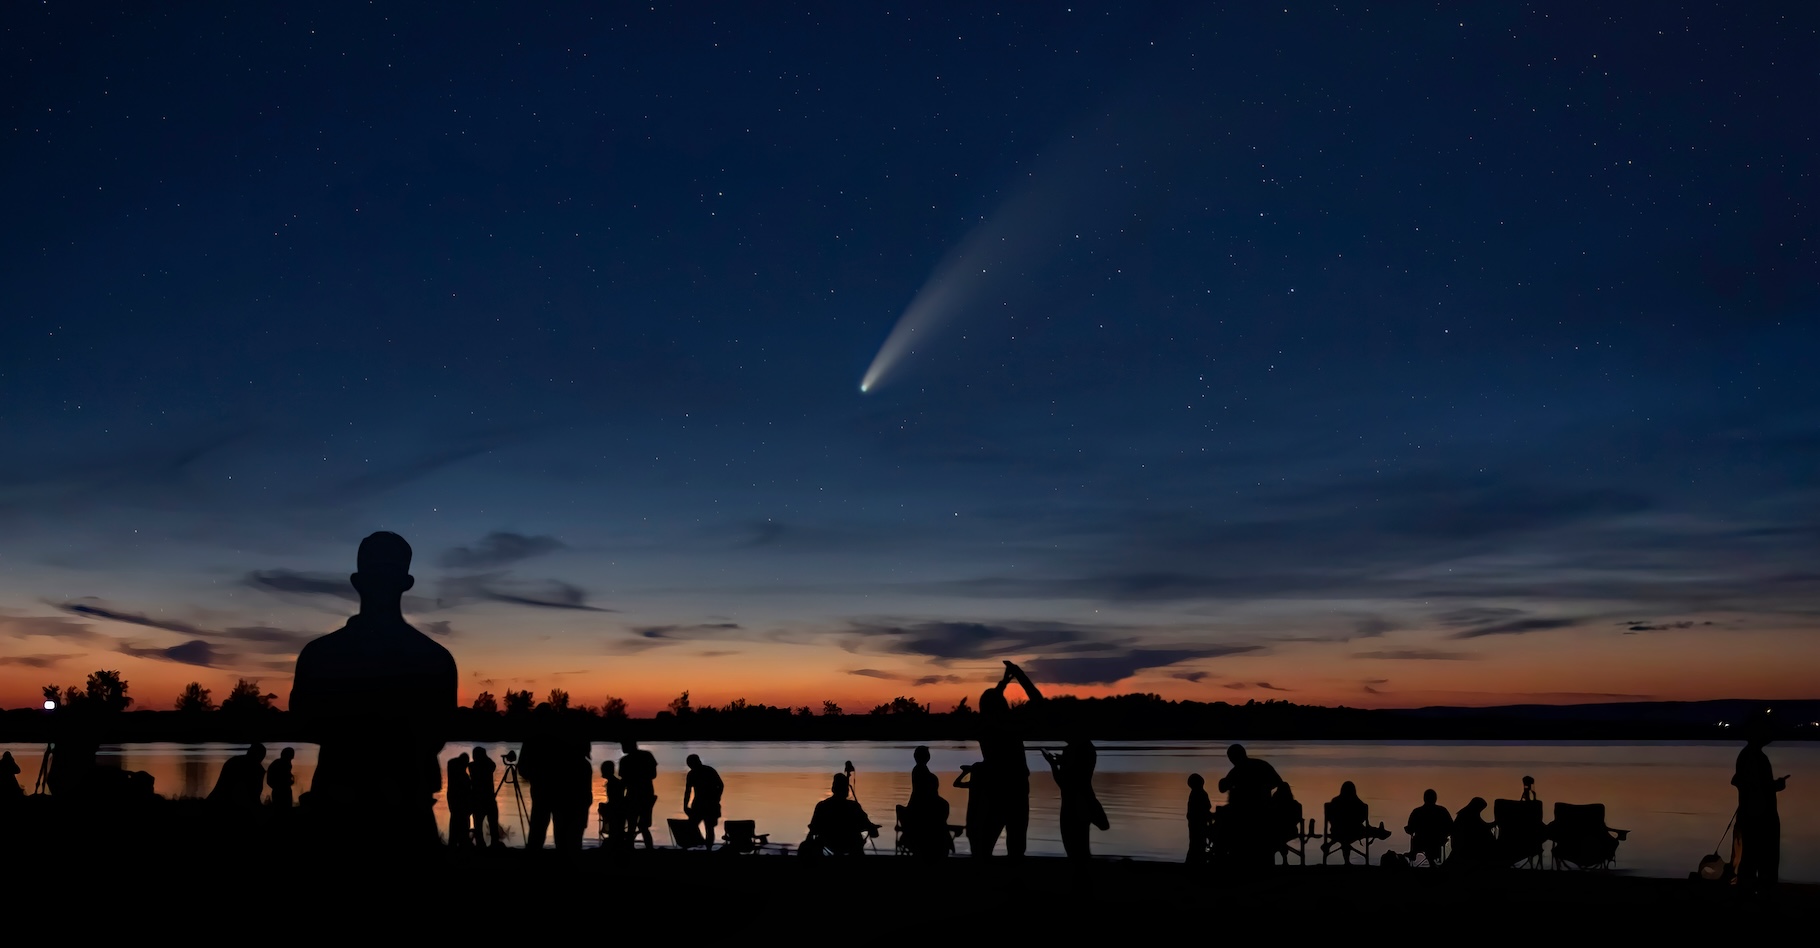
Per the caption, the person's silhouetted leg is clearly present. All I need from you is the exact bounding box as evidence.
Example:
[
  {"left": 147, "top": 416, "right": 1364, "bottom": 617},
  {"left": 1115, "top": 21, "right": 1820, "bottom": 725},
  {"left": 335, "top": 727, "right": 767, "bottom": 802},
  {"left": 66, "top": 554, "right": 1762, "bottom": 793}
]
[{"left": 528, "top": 793, "right": 551, "bottom": 850}]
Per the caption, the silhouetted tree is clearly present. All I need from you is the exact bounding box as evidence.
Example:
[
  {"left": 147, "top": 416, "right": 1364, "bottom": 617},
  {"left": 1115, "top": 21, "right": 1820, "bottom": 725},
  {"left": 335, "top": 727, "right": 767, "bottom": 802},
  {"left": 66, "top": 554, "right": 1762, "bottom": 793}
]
[
  {"left": 219, "top": 678, "right": 276, "bottom": 715},
  {"left": 821, "top": 700, "right": 843, "bottom": 717},
  {"left": 503, "top": 689, "right": 534, "bottom": 715},
  {"left": 83, "top": 670, "right": 133, "bottom": 713},
  {"left": 174, "top": 682, "right": 216, "bottom": 713},
  {"left": 668, "top": 690, "right": 693, "bottom": 716},
  {"left": 472, "top": 691, "right": 499, "bottom": 714},
  {"left": 951, "top": 695, "right": 974, "bottom": 715},
  {"left": 601, "top": 696, "right": 629, "bottom": 721},
  {"left": 41, "top": 684, "right": 62, "bottom": 706},
  {"left": 721, "top": 697, "right": 749, "bottom": 713},
  {"left": 547, "top": 688, "right": 571, "bottom": 711},
  {"left": 796, "top": 705, "right": 814, "bottom": 717},
  {"left": 870, "top": 696, "right": 929, "bottom": 716}
]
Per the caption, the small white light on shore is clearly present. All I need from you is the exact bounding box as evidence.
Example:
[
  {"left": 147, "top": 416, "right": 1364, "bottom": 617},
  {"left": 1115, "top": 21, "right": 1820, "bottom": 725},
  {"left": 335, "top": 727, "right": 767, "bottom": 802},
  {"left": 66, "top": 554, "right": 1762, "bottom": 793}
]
[{"left": 43, "top": 699, "right": 56, "bottom": 710}]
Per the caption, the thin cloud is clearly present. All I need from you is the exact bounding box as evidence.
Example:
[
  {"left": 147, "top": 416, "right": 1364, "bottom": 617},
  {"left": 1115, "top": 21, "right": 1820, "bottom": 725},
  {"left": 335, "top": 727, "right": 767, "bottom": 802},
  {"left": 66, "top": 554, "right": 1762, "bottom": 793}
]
[
  {"left": 118, "top": 639, "right": 224, "bottom": 668},
  {"left": 439, "top": 532, "right": 566, "bottom": 569},
  {"left": 245, "top": 570, "right": 357, "bottom": 601},
  {"left": 1353, "top": 649, "right": 1481, "bottom": 661},
  {"left": 56, "top": 601, "right": 206, "bottom": 636},
  {"left": 1449, "top": 617, "right": 1579, "bottom": 639},
  {"left": 0, "top": 653, "right": 79, "bottom": 668},
  {"left": 438, "top": 574, "right": 613, "bottom": 612}
]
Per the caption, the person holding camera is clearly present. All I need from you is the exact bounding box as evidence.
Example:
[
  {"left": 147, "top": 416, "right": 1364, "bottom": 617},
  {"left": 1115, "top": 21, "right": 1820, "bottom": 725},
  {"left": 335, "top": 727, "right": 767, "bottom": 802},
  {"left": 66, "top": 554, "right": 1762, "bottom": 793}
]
[{"left": 973, "top": 660, "right": 1044, "bottom": 857}]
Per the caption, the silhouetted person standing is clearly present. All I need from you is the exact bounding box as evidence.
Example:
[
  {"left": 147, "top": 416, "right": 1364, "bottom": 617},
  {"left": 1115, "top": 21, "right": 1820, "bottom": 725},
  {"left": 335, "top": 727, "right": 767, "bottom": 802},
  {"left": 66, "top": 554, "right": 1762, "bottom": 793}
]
[
  {"left": 904, "top": 745, "right": 952, "bottom": 856},
  {"left": 1405, "top": 788, "right": 1452, "bottom": 864},
  {"left": 975, "top": 659, "right": 1043, "bottom": 857},
  {"left": 469, "top": 747, "right": 502, "bottom": 846},
  {"left": 1043, "top": 736, "right": 1104, "bottom": 860},
  {"left": 552, "top": 711, "right": 593, "bottom": 851},
  {"left": 209, "top": 743, "right": 267, "bottom": 809},
  {"left": 683, "top": 753, "right": 724, "bottom": 846},
  {"left": 1732, "top": 714, "right": 1787, "bottom": 892},
  {"left": 290, "top": 532, "right": 458, "bottom": 848},
  {"left": 953, "top": 761, "right": 988, "bottom": 856},
  {"left": 807, "top": 772, "right": 876, "bottom": 855},
  {"left": 520, "top": 703, "right": 588, "bottom": 850},
  {"left": 1217, "top": 743, "right": 1284, "bottom": 868},
  {"left": 447, "top": 753, "right": 473, "bottom": 846},
  {"left": 599, "top": 760, "right": 628, "bottom": 849},
  {"left": 620, "top": 739, "right": 658, "bottom": 850},
  {"left": 1185, "top": 773, "right": 1211, "bottom": 864},
  {"left": 267, "top": 747, "right": 295, "bottom": 809},
  {"left": 1520, "top": 775, "right": 1538, "bottom": 802}
]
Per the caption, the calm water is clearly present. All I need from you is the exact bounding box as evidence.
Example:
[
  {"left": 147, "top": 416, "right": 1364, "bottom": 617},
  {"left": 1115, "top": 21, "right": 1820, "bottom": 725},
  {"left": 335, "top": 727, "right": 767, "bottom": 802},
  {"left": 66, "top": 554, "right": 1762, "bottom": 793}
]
[{"left": 6, "top": 740, "right": 1815, "bottom": 881}]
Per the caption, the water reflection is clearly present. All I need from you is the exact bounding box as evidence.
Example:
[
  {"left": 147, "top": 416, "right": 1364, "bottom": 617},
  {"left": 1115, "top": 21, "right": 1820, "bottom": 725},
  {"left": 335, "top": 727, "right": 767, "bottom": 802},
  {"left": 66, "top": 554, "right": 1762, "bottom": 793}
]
[{"left": 2, "top": 740, "right": 1811, "bottom": 881}]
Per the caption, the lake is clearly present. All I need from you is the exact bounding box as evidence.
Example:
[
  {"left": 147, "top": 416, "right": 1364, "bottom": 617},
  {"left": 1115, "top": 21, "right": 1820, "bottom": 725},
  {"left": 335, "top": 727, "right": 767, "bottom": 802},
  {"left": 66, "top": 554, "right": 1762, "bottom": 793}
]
[{"left": 4, "top": 739, "right": 1814, "bottom": 880}]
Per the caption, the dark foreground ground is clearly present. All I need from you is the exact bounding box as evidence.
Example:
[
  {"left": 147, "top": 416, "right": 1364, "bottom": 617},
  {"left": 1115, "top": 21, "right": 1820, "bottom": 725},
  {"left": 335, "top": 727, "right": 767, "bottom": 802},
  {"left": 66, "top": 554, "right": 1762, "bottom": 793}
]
[{"left": 2, "top": 795, "right": 1811, "bottom": 936}]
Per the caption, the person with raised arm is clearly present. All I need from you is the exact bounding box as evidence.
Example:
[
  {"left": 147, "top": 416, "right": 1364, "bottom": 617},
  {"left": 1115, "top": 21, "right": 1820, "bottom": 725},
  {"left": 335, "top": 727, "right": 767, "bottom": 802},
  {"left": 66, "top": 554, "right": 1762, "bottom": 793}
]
[
  {"left": 974, "top": 660, "right": 1044, "bottom": 857},
  {"left": 1042, "top": 735, "right": 1106, "bottom": 860}
]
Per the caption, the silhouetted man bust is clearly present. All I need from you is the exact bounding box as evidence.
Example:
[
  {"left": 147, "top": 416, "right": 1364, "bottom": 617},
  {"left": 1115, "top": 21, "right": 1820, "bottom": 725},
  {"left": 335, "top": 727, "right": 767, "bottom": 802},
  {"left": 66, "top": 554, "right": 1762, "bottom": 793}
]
[{"left": 290, "top": 532, "right": 457, "bottom": 848}]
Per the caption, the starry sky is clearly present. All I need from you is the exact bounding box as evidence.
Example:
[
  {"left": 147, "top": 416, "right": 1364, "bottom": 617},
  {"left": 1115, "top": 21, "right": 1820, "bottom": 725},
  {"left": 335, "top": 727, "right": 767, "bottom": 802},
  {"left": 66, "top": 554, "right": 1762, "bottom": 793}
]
[{"left": 2, "top": 3, "right": 1816, "bottom": 714}]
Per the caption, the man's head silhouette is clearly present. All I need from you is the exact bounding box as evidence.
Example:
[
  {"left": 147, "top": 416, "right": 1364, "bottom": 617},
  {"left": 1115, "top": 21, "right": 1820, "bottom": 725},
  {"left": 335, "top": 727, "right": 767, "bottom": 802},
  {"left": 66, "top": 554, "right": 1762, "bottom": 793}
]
[
  {"left": 913, "top": 745, "right": 930, "bottom": 765},
  {"left": 831, "top": 772, "right": 849, "bottom": 798},
  {"left": 248, "top": 742, "right": 267, "bottom": 760},
  {"left": 686, "top": 753, "right": 702, "bottom": 769},
  {"left": 352, "top": 531, "right": 415, "bottom": 607},
  {"left": 621, "top": 739, "right": 639, "bottom": 754},
  {"left": 279, "top": 747, "right": 295, "bottom": 761},
  {"left": 1187, "top": 772, "right": 1204, "bottom": 789},
  {"left": 1227, "top": 743, "right": 1247, "bottom": 764},
  {"left": 1423, "top": 788, "right": 1438, "bottom": 805}
]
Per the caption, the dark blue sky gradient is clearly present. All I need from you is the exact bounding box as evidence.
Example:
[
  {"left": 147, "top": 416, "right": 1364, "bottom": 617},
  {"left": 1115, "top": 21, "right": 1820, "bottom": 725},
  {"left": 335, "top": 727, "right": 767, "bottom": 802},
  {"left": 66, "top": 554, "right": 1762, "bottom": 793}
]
[{"left": 2, "top": 3, "right": 1815, "bottom": 710}]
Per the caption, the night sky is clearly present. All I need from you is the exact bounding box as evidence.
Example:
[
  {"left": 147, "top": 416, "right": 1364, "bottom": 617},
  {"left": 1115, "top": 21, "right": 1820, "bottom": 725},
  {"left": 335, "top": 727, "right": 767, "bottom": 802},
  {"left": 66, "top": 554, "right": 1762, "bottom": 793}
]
[{"left": 3, "top": 3, "right": 1816, "bottom": 713}]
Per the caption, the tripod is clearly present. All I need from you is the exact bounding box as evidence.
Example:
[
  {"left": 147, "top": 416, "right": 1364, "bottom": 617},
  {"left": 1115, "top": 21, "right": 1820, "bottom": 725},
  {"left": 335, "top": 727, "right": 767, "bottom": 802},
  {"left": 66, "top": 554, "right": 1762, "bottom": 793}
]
[
  {"left": 496, "top": 758, "right": 530, "bottom": 841},
  {"left": 33, "top": 742, "right": 53, "bottom": 795}
]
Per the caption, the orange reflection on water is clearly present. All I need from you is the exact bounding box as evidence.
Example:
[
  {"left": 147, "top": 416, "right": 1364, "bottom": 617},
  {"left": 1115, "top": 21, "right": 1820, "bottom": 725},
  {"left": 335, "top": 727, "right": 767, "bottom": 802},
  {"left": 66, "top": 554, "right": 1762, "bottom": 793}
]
[{"left": 2, "top": 739, "right": 1813, "bottom": 881}]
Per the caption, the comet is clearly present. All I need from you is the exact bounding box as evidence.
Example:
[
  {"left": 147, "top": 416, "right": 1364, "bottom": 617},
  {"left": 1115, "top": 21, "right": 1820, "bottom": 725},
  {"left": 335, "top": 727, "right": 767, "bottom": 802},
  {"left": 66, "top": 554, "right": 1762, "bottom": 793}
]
[{"left": 859, "top": 110, "right": 1160, "bottom": 394}]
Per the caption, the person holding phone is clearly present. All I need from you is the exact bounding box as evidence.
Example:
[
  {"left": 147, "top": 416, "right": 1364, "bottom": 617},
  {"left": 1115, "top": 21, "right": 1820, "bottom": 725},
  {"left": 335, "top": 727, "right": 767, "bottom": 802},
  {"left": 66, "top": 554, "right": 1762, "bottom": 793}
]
[{"left": 1731, "top": 711, "right": 1788, "bottom": 892}]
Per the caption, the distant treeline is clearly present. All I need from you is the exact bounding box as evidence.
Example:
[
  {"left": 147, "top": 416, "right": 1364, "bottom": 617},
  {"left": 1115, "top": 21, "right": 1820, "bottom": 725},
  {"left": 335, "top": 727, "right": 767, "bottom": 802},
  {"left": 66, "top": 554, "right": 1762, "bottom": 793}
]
[{"left": 5, "top": 683, "right": 1816, "bottom": 744}]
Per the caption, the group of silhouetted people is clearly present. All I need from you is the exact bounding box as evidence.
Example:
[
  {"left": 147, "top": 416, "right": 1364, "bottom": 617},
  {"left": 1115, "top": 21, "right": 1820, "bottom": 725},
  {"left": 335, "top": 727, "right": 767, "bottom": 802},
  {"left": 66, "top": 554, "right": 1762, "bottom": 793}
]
[{"left": 76, "top": 531, "right": 1782, "bottom": 889}]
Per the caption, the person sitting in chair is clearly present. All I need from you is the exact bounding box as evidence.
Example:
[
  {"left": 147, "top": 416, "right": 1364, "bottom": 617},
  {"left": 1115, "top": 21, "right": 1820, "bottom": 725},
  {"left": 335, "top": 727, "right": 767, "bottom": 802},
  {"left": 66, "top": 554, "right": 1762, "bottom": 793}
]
[
  {"left": 1449, "top": 797, "right": 1496, "bottom": 868},
  {"left": 806, "top": 772, "right": 877, "bottom": 855},
  {"left": 1405, "top": 789, "right": 1453, "bottom": 864},
  {"left": 1324, "top": 781, "right": 1391, "bottom": 860}
]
